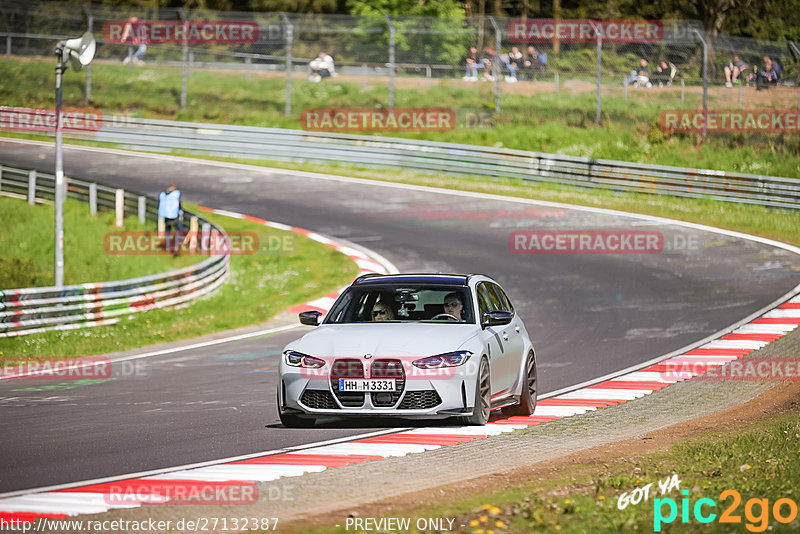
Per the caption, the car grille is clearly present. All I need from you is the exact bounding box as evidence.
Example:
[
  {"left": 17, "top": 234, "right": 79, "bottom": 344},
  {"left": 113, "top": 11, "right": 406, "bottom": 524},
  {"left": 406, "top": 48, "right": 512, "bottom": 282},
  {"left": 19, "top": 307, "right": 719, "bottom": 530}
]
[
  {"left": 370, "top": 359, "right": 405, "bottom": 407},
  {"left": 398, "top": 390, "right": 442, "bottom": 409},
  {"left": 300, "top": 389, "right": 338, "bottom": 409},
  {"left": 330, "top": 358, "right": 365, "bottom": 407}
]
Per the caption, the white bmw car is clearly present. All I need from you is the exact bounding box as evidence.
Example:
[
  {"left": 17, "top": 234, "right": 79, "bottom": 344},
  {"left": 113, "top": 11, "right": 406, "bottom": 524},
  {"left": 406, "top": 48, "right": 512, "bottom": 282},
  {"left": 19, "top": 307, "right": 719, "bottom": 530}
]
[{"left": 277, "top": 274, "right": 537, "bottom": 427}]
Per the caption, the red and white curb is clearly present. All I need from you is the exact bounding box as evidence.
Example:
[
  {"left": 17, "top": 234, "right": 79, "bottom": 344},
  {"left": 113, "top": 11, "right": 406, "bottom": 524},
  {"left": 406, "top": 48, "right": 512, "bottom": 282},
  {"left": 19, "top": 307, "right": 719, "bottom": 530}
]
[{"left": 2, "top": 295, "right": 798, "bottom": 523}]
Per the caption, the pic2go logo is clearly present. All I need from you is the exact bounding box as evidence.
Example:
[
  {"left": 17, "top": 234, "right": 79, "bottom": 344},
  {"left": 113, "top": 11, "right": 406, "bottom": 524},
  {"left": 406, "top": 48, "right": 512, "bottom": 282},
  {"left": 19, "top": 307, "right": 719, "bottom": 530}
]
[{"left": 654, "top": 489, "right": 798, "bottom": 532}]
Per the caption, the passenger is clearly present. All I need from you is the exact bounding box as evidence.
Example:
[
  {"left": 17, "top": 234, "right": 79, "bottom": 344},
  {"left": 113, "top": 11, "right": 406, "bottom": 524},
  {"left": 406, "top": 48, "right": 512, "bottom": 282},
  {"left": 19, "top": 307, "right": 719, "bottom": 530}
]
[
  {"left": 371, "top": 302, "right": 395, "bottom": 321},
  {"left": 443, "top": 292, "right": 464, "bottom": 320}
]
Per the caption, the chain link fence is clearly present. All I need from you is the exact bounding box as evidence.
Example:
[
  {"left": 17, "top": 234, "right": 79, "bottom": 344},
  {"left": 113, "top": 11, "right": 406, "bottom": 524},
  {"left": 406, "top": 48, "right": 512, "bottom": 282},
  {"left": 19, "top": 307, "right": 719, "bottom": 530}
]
[{"left": 1, "top": 1, "right": 799, "bottom": 124}]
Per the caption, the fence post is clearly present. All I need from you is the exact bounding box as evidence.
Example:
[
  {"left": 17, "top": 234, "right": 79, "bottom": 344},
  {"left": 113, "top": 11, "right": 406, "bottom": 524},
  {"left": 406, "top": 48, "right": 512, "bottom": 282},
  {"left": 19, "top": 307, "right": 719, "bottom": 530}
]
[
  {"left": 245, "top": 56, "right": 251, "bottom": 81},
  {"left": 0, "top": 165, "right": 3, "bottom": 193},
  {"left": 592, "top": 21, "right": 602, "bottom": 124},
  {"left": 488, "top": 16, "right": 501, "bottom": 114},
  {"left": 623, "top": 77, "right": 628, "bottom": 99},
  {"left": 739, "top": 80, "right": 743, "bottom": 108},
  {"left": 83, "top": 4, "right": 93, "bottom": 104},
  {"left": 790, "top": 42, "right": 800, "bottom": 109},
  {"left": 115, "top": 189, "right": 124, "bottom": 227},
  {"left": 681, "top": 79, "right": 685, "bottom": 103},
  {"left": 5, "top": 34, "right": 10, "bottom": 59},
  {"left": 138, "top": 195, "right": 146, "bottom": 224},
  {"left": 27, "top": 169, "right": 36, "bottom": 205},
  {"left": 555, "top": 71, "right": 559, "bottom": 95},
  {"left": 384, "top": 15, "right": 396, "bottom": 109},
  {"left": 693, "top": 29, "right": 708, "bottom": 139},
  {"left": 280, "top": 13, "right": 293, "bottom": 117},
  {"left": 189, "top": 50, "right": 194, "bottom": 77},
  {"left": 362, "top": 63, "right": 368, "bottom": 90},
  {"left": 158, "top": 217, "right": 165, "bottom": 238},
  {"left": 179, "top": 8, "right": 188, "bottom": 111},
  {"left": 89, "top": 183, "right": 97, "bottom": 215},
  {"left": 201, "top": 222, "right": 211, "bottom": 254},
  {"left": 426, "top": 65, "right": 431, "bottom": 89}
]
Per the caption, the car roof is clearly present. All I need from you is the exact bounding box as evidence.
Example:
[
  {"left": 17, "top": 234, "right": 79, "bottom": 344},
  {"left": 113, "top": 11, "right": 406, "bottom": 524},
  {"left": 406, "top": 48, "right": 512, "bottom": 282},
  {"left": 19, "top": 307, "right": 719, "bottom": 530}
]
[{"left": 352, "top": 273, "right": 479, "bottom": 286}]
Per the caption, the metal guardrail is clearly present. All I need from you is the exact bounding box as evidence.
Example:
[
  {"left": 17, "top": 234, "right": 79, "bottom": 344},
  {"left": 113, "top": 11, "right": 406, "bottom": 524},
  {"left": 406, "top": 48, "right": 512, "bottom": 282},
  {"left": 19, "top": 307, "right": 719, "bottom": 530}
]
[
  {"left": 0, "top": 165, "right": 230, "bottom": 337},
  {"left": 68, "top": 116, "right": 800, "bottom": 210}
]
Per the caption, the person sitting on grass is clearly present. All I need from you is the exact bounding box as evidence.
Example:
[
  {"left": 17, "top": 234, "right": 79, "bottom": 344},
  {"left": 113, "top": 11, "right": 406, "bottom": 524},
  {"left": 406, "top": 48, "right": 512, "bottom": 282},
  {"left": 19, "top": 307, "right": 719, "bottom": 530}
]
[
  {"left": 749, "top": 56, "right": 780, "bottom": 91},
  {"left": 460, "top": 46, "right": 483, "bottom": 82},
  {"left": 724, "top": 55, "right": 749, "bottom": 87},
  {"left": 308, "top": 52, "right": 335, "bottom": 83}
]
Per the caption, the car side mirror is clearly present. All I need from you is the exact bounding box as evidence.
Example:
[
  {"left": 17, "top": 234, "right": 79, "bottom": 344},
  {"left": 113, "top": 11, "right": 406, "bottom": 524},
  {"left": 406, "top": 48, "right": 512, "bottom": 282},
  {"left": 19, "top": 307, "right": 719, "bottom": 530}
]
[
  {"left": 482, "top": 310, "right": 513, "bottom": 327},
  {"left": 299, "top": 310, "right": 322, "bottom": 326}
]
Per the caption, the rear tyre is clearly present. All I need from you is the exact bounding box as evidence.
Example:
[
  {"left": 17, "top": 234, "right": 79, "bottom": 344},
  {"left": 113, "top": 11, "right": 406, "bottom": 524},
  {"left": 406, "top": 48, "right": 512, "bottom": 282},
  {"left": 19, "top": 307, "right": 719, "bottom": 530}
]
[
  {"left": 460, "top": 357, "right": 490, "bottom": 426},
  {"left": 502, "top": 350, "right": 537, "bottom": 417}
]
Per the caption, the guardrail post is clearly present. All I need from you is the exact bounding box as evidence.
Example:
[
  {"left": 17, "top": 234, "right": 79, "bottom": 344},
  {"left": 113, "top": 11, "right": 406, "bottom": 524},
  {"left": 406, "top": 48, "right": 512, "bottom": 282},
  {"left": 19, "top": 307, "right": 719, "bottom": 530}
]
[
  {"left": 189, "top": 216, "right": 198, "bottom": 253},
  {"left": 280, "top": 13, "right": 293, "bottom": 117},
  {"left": 115, "top": 189, "right": 124, "bottom": 227},
  {"left": 138, "top": 196, "right": 146, "bottom": 224},
  {"left": 89, "top": 182, "right": 97, "bottom": 215},
  {"left": 201, "top": 222, "right": 210, "bottom": 254},
  {"left": 0, "top": 165, "right": 3, "bottom": 193},
  {"left": 245, "top": 56, "right": 251, "bottom": 81},
  {"left": 27, "top": 170, "right": 36, "bottom": 205}
]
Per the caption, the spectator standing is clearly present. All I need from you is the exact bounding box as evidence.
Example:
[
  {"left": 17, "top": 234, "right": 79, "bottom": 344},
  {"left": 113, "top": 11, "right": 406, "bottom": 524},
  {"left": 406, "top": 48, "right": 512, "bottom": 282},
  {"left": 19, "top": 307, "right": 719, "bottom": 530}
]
[
  {"left": 308, "top": 52, "right": 335, "bottom": 82},
  {"left": 121, "top": 16, "right": 146, "bottom": 65},
  {"left": 158, "top": 184, "right": 183, "bottom": 254},
  {"left": 460, "top": 46, "right": 482, "bottom": 81},
  {"left": 724, "top": 55, "right": 749, "bottom": 87}
]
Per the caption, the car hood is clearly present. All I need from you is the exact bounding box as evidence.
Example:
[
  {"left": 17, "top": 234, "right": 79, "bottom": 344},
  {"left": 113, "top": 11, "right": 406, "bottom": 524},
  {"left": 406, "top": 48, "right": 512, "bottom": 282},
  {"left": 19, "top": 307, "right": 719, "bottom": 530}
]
[{"left": 288, "top": 323, "right": 480, "bottom": 359}]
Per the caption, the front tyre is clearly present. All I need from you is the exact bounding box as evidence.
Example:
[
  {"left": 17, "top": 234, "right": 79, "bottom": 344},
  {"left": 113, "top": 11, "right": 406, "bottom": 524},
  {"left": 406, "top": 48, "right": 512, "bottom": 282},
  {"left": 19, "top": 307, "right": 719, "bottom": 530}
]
[
  {"left": 277, "top": 387, "right": 316, "bottom": 428},
  {"left": 460, "top": 357, "right": 491, "bottom": 426},
  {"left": 503, "top": 350, "right": 537, "bottom": 417}
]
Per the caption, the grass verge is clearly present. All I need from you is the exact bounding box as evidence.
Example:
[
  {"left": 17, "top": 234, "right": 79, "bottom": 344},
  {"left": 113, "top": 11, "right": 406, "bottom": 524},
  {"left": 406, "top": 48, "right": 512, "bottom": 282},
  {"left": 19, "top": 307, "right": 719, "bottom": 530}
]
[
  {"left": 286, "top": 402, "right": 800, "bottom": 534},
  {"left": 0, "top": 205, "right": 359, "bottom": 358},
  {"left": 0, "top": 194, "right": 199, "bottom": 288},
  {"left": 1, "top": 57, "right": 798, "bottom": 177}
]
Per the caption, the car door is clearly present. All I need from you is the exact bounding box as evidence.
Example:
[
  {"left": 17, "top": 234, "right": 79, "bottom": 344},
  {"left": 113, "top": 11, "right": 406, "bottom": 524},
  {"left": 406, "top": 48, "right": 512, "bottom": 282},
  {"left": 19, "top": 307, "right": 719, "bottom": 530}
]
[
  {"left": 489, "top": 283, "right": 526, "bottom": 395},
  {"left": 476, "top": 282, "right": 515, "bottom": 397}
]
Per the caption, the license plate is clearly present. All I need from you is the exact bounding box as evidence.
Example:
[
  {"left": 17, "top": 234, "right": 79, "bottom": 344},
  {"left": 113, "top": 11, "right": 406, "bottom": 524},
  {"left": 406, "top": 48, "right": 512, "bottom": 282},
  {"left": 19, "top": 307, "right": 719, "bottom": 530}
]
[{"left": 338, "top": 379, "right": 396, "bottom": 392}]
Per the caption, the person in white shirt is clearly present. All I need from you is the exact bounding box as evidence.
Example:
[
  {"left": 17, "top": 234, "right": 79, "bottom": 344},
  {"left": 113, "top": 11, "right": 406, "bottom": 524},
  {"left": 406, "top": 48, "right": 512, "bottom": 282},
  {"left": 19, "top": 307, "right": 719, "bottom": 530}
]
[{"left": 308, "top": 52, "right": 335, "bottom": 82}]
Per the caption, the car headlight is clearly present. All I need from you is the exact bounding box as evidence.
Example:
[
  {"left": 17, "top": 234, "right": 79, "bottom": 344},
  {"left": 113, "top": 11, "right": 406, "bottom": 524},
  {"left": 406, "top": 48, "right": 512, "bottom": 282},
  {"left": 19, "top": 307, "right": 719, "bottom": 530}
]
[
  {"left": 412, "top": 350, "right": 472, "bottom": 369},
  {"left": 284, "top": 350, "right": 326, "bottom": 368}
]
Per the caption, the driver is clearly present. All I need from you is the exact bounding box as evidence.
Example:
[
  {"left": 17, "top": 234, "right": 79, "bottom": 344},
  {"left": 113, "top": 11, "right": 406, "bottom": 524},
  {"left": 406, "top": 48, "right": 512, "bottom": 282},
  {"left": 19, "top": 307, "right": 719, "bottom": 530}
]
[
  {"left": 443, "top": 292, "right": 464, "bottom": 320},
  {"left": 372, "top": 302, "right": 395, "bottom": 321}
]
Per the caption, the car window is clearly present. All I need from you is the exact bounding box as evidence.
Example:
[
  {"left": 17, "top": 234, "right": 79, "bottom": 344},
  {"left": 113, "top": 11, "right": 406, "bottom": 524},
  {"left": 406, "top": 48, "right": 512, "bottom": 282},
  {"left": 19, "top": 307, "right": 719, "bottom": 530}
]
[
  {"left": 485, "top": 283, "right": 504, "bottom": 311},
  {"left": 325, "top": 285, "right": 474, "bottom": 324},
  {"left": 477, "top": 283, "right": 494, "bottom": 316},
  {"left": 490, "top": 283, "right": 514, "bottom": 312}
]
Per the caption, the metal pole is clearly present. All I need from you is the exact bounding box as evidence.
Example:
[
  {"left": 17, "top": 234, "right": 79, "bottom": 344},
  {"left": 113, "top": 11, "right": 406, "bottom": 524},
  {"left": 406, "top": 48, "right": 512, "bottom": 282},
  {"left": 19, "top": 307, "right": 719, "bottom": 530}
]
[
  {"left": 83, "top": 4, "right": 93, "bottom": 104},
  {"left": 189, "top": 50, "right": 194, "bottom": 77},
  {"left": 179, "top": 9, "right": 188, "bottom": 111},
  {"left": 693, "top": 29, "right": 708, "bottom": 139},
  {"left": 89, "top": 182, "right": 97, "bottom": 215},
  {"left": 28, "top": 170, "right": 36, "bottom": 205},
  {"left": 593, "top": 21, "right": 602, "bottom": 124},
  {"left": 54, "top": 61, "right": 65, "bottom": 288},
  {"left": 681, "top": 78, "right": 685, "bottom": 103},
  {"left": 426, "top": 65, "right": 431, "bottom": 89},
  {"left": 385, "top": 15, "right": 395, "bottom": 109},
  {"left": 362, "top": 63, "right": 368, "bottom": 90},
  {"left": 281, "top": 13, "right": 292, "bottom": 117},
  {"left": 623, "top": 77, "right": 627, "bottom": 99},
  {"left": 555, "top": 71, "right": 559, "bottom": 94},
  {"left": 489, "top": 16, "right": 501, "bottom": 115},
  {"left": 739, "top": 80, "right": 743, "bottom": 108},
  {"left": 5, "top": 35, "right": 9, "bottom": 60},
  {"left": 245, "top": 56, "right": 251, "bottom": 81}
]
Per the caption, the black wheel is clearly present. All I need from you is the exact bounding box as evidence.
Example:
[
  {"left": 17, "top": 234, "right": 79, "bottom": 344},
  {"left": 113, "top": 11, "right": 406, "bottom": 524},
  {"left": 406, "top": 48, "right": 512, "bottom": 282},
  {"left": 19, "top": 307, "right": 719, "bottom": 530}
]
[
  {"left": 277, "top": 387, "right": 316, "bottom": 428},
  {"left": 503, "top": 350, "right": 537, "bottom": 417},
  {"left": 460, "top": 357, "right": 491, "bottom": 425},
  {"left": 279, "top": 411, "right": 317, "bottom": 428}
]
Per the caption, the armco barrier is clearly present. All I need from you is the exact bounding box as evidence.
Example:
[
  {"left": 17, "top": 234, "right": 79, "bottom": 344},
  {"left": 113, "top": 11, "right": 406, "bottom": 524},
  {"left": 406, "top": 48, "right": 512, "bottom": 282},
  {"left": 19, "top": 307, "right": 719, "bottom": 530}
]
[
  {"left": 70, "top": 116, "right": 800, "bottom": 210},
  {"left": 0, "top": 165, "right": 230, "bottom": 338}
]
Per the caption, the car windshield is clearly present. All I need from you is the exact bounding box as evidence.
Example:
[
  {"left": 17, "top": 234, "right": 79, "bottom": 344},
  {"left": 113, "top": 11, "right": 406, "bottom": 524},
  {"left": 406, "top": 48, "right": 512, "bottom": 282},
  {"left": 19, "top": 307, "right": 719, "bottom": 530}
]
[{"left": 325, "top": 285, "right": 474, "bottom": 324}]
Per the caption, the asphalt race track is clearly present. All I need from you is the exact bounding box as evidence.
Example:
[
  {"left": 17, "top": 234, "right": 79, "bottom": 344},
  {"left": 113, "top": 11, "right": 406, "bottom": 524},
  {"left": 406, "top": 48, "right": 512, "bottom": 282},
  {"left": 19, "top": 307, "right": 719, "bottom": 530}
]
[{"left": 1, "top": 140, "right": 798, "bottom": 494}]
